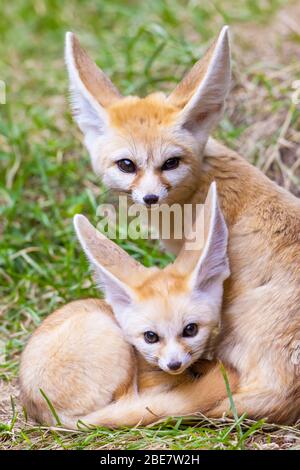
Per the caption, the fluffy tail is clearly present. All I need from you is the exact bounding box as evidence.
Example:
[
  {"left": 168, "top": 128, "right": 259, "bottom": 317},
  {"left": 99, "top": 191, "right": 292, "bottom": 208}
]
[
  {"left": 208, "top": 380, "right": 300, "bottom": 425},
  {"left": 62, "top": 363, "right": 238, "bottom": 429}
]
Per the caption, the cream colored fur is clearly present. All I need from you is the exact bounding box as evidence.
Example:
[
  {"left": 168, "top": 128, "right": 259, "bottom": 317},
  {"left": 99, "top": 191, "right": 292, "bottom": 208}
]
[
  {"left": 20, "top": 184, "right": 237, "bottom": 428},
  {"left": 64, "top": 26, "right": 300, "bottom": 424}
]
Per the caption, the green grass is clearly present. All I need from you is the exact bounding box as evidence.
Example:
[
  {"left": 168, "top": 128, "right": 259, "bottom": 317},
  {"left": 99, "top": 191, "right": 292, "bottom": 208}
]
[{"left": 1, "top": 0, "right": 300, "bottom": 450}]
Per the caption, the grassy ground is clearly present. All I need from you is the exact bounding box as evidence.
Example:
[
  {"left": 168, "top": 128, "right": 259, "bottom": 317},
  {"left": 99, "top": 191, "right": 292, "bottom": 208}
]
[{"left": 1, "top": 0, "right": 300, "bottom": 450}]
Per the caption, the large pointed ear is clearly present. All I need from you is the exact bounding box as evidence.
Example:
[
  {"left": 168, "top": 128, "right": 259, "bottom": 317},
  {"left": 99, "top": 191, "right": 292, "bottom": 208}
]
[
  {"left": 174, "top": 182, "right": 229, "bottom": 297},
  {"left": 168, "top": 27, "right": 231, "bottom": 141},
  {"left": 73, "top": 214, "right": 147, "bottom": 310},
  {"left": 65, "top": 33, "right": 122, "bottom": 153}
]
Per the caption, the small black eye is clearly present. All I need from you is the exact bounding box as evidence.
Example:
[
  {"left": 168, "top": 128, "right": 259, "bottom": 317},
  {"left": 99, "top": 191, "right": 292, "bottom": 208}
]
[
  {"left": 116, "top": 159, "right": 136, "bottom": 173},
  {"left": 161, "top": 157, "right": 180, "bottom": 171},
  {"left": 182, "top": 323, "right": 198, "bottom": 338},
  {"left": 144, "top": 331, "right": 159, "bottom": 344}
]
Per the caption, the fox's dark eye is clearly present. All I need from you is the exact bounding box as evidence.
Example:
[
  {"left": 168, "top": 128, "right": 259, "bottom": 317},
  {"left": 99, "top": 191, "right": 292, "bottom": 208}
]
[
  {"left": 144, "top": 331, "right": 159, "bottom": 344},
  {"left": 116, "top": 159, "right": 136, "bottom": 173},
  {"left": 161, "top": 157, "right": 180, "bottom": 171},
  {"left": 182, "top": 323, "right": 198, "bottom": 338}
]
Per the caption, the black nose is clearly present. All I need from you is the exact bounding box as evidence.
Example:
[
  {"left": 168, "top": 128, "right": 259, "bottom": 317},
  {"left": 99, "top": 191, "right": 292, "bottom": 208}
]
[
  {"left": 167, "top": 361, "right": 182, "bottom": 371},
  {"left": 143, "top": 194, "right": 159, "bottom": 206}
]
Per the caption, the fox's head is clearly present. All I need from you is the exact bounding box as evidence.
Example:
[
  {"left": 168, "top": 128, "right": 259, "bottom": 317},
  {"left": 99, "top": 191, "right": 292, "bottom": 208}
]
[
  {"left": 65, "top": 28, "right": 231, "bottom": 206},
  {"left": 74, "top": 183, "right": 229, "bottom": 375}
]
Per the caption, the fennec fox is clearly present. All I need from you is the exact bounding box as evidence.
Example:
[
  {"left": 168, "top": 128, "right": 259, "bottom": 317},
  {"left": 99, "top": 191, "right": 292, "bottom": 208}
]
[
  {"left": 20, "top": 184, "right": 237, "bottom": 428},
  {"left": 65, "top": 27, "right": 300, "bottom": 423}
]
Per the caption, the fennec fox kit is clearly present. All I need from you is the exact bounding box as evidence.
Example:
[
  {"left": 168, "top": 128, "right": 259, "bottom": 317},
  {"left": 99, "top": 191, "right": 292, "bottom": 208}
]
[
  {"left": 65, "top": 27, "right": 300, "bottom": 423},
  {"left": 20, "top": 184, "right": 237, "bottom": 428}
]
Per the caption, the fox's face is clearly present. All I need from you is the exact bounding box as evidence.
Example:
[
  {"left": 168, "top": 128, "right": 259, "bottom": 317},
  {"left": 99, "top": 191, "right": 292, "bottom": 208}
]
[
  {"left": 89, "top": 94, "right": 202, "bottom": 206},
  {"left": 116, "top": 271, "right": 221, "bottom": 374},
  {"left": 74, "top": 183, "right": 229, "bottom": 375},
  {"left": 65, "top": 28, "right": 231, "bottom": 206}
]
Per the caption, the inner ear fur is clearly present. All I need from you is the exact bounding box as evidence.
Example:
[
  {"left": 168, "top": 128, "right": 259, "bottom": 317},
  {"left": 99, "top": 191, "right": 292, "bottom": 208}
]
[
  {"left": 167, "top": 26, "right": 231, "bottom": 120},
  {"left": 73, "top": 214, "right": 148, "bottom": 286},
  {"left": 168, "top": 36, "right": 219, "bottom": 110},
  {"left": 66, "top": 32, "right": 122, "bottom": 108},
  {"left": 173, "top": 182, "right": 225, "bottom": 276}
]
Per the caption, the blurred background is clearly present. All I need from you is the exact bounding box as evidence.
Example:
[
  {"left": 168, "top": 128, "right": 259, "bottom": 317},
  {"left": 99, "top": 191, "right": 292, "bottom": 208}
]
[{"left": 0, "top": 0, "right": 300, "bottom": 449}]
